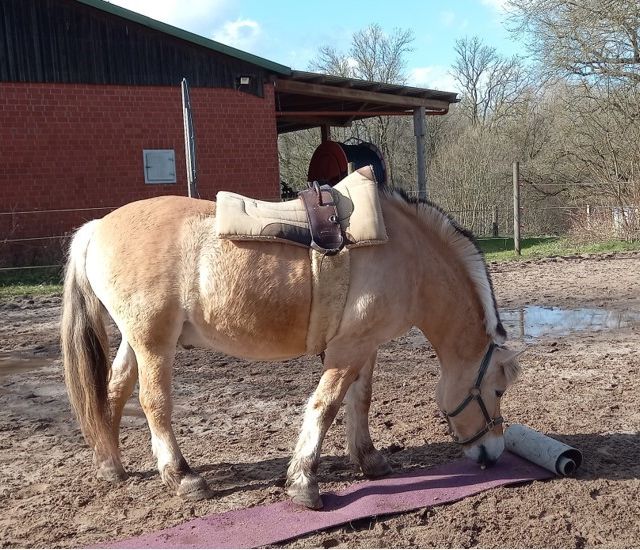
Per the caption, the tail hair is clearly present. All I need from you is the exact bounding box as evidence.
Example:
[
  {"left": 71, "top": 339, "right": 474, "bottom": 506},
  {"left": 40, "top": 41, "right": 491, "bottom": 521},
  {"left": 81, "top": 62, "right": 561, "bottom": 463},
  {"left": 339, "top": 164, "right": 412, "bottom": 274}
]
[{"left": 61, "top": 220, "right": 113, "bottom": 455}]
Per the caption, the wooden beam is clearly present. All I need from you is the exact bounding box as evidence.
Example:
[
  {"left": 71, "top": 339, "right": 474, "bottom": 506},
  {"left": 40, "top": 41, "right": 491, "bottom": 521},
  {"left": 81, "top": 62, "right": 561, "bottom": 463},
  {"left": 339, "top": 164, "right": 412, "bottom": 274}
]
[
  {"left": 276, "top": 110, "right": 413, "bottom": 117},
  {"left": 277, "top": 117, "right": 352, "bottom": 129},
  {"left": 275, "top": 78, "right": 451, "bottom": 110}
]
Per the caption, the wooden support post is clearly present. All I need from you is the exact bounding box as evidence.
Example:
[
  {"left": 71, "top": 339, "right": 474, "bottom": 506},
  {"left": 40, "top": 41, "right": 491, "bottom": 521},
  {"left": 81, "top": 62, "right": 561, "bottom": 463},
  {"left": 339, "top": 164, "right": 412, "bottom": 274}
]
[
  {"left": 492, "top": 205, "right": 499, "bottom": 237},
  {"left": 413, "top": 107, "right": 427, "bottom": 200},
  {"left": 321, "top": 125, "right": 331, "bottom": 143},
  {"left": 513, "top": 161, "right": 521, "bottom": 255}
]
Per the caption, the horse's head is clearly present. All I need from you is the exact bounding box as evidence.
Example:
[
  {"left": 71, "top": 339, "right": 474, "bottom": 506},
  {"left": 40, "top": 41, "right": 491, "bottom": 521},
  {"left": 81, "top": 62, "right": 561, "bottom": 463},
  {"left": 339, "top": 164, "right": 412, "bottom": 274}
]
[{"left": 436, "top": 344, "right": 522, "bottom": 466}]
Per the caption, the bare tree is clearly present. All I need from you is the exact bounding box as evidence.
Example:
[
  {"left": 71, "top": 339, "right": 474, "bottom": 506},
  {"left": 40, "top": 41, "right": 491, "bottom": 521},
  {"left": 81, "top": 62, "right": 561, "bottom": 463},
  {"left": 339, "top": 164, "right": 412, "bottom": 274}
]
[
  {"left": 309, "top": 24, "right": 414, "bottom": 84},
  {"left": 452, "top": 36, "right": 530, "bottom": 128},
  {"left": 507, "top": 0, "right": 640, "bottom": 211},
  {"left": 508, "top": 0, "right": 640, "bottom": 84},
  {"left": 308, "top": 47, "right": 352, "bottom": 78}
]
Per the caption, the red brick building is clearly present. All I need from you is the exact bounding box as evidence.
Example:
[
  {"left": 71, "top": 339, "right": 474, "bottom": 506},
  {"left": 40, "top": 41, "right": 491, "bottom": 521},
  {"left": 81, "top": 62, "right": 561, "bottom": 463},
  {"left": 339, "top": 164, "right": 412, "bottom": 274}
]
[
  {"left": 0, "top": 0, "right": 457, "bottom": 266},
  {"left": 1, "top": 0, "right": 291, "bottom": 264}
]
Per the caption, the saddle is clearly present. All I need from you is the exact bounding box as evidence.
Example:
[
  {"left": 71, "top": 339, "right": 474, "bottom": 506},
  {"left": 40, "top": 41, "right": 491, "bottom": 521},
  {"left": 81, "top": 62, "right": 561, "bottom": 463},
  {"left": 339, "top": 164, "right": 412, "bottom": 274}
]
[{"left": 215, "top": 166, "right": 388, "bottom": 251}]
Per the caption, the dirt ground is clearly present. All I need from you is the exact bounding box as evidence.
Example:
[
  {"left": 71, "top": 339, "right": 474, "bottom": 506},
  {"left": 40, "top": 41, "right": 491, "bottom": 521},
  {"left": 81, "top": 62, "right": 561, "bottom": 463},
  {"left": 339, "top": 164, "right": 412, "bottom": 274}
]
[{"left": 1, "top": 253, "right": 639, "bottom": 548}]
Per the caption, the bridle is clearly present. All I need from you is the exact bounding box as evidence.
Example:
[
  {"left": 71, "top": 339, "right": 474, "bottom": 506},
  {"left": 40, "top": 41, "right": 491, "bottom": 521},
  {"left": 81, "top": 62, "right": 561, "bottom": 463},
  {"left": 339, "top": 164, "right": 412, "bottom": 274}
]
[{"left": 442, "top": 342, "right": 503, "bottom": 446}]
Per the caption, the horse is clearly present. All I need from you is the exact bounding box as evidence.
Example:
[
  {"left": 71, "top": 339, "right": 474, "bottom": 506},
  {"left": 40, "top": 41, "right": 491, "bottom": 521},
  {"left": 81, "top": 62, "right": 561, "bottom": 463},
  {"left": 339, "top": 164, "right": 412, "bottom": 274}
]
[{"left": 61, "top": 168, "right": 521, "bottom": 509}]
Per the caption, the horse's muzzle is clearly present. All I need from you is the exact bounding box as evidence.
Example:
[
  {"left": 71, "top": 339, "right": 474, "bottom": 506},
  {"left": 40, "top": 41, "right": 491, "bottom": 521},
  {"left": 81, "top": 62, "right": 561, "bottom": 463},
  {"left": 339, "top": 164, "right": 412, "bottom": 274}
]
[{"left": 464, "top": 433, "right": 505, "bottom": 467}]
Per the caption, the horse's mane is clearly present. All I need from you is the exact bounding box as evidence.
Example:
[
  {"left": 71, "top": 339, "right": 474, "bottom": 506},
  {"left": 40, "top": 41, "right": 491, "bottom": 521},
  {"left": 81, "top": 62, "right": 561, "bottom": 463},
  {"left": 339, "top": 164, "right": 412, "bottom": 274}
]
[{"left": 382, "top": 188, "right": 507, "bottom": 344}]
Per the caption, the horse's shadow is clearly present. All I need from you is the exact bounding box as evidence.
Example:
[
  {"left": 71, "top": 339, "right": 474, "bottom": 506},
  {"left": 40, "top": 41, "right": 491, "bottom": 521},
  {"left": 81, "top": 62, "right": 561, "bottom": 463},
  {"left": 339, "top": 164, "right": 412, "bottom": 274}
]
[
  {"left": 126, "top": 432, "right": 638, "bottom": 499},
  {"left": 185, "top": 432, "right": 639, "bottom": 498}
]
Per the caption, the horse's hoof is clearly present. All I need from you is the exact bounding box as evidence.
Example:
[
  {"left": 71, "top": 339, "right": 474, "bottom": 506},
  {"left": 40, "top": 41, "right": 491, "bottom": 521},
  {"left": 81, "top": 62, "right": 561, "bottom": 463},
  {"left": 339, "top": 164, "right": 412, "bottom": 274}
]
[
  {"left": 177, "top": 474, "right": 212, "bottom": 501},
  {"left": 97, "top": 464, "right": 128, "bottom": 483},
  {"left": 288, "top": 485, "right": 323, "bottom": 510},
  {"left": 361, "top": 452, "right": 392, "bottom": 478}
]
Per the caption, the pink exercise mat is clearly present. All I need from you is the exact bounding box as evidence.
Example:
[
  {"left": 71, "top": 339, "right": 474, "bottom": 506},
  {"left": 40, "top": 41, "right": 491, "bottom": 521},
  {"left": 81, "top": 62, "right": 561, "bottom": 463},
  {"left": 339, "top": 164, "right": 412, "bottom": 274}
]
[{"left": 102, "top": 452, "right": 552, "bottom": 549}]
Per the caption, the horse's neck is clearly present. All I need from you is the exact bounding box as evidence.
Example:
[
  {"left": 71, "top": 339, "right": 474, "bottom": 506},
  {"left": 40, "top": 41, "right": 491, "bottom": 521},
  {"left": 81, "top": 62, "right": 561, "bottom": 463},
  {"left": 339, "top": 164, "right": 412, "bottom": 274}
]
[
  {"left": 420, "top": 260, "right": 489, "bottom": 364},
  {"left": 384, "top": 202, "right": 490, "bottom": 365}
]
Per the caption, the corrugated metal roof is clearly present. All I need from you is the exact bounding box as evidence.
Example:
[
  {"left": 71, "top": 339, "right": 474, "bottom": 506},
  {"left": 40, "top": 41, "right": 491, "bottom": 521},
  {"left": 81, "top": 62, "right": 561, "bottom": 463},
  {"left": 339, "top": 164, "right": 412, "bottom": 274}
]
[
  {"left": 288, "top": 70, "right": 459, "bottom": 104},
  {"left": 75, "top": 0, "right": 292, "bottom": 75}
]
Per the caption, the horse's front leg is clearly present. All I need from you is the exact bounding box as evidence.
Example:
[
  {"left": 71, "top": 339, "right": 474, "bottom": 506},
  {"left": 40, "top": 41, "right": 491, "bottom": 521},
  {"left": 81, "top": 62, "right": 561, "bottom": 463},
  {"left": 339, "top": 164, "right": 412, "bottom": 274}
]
[
  {"left": 286, "top": 353, "right": 363, "bottom": 509},
  {"left": 344, "top": 350, "right": 392, "bottom": 478}
]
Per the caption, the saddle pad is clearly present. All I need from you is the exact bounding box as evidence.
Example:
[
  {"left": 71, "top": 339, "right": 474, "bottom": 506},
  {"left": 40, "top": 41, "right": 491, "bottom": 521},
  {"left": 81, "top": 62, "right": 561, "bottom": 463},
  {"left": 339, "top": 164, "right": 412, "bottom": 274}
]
[{"left": 215, "top": 170, "right": 388, "bottom": 248}]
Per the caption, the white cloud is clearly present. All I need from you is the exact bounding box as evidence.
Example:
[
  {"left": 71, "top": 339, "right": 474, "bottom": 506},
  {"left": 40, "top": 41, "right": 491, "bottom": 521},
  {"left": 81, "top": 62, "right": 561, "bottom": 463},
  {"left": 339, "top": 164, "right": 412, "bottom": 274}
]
[
  {"left": 212, "top": 19, "right": 261, "bottom": 51},
  {"left": 409, "top": 66, "right": 459, "bottom": 93},
  {"left": 106, "top": 0, "right": 228, "bottom": 34}
]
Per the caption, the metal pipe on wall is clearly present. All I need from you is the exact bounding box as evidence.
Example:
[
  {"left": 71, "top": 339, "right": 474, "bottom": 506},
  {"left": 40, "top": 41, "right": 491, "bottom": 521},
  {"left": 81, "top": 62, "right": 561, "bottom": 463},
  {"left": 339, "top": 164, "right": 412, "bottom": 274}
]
[{"left": 181, "top": 78, "right": 198, "bottom": 199}]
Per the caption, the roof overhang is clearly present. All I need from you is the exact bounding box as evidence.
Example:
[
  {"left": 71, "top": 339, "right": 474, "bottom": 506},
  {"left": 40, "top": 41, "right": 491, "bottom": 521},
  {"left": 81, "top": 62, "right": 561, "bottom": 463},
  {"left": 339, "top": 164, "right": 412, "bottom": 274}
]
[
  {"left": 75, "top": 0, "right": 291, "bottom": 75},
  {"left": 275, "top": 70, "right": 459, "bottom": 134}
]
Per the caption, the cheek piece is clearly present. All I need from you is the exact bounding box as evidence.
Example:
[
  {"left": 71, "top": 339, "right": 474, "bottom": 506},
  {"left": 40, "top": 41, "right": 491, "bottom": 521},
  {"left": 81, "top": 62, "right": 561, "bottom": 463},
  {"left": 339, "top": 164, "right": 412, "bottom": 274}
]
[{"left": 441, "top": 343, "right": 503, "bottom": 446}]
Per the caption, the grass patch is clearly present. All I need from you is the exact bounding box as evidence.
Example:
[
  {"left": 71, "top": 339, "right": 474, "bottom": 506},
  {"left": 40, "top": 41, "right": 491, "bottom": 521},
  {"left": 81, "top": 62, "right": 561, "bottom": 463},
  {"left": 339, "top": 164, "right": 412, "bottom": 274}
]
[
  {"left": 0, "top": 266, "right": 63, "bottom": 299},
  {"left": 478, "top": 236, "right": 640, "bottom": 262}
]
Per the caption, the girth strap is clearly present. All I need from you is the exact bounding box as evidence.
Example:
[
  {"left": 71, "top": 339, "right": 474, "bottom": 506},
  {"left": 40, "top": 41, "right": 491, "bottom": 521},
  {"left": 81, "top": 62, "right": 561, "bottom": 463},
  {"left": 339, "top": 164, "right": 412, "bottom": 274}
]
[{"left": 298, "top": 182, "right": 344, "bottom": 255}]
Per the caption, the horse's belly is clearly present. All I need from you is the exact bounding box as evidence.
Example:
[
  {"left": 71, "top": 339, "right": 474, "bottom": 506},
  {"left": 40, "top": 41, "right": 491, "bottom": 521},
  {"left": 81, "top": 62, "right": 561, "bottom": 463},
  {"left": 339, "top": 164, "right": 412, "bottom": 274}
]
[
  {"left": 189, "top": 239, "right": 312, "bottom": 360},
  {"left": 179, "top": 315, "right": 307, "bottom": 361}
]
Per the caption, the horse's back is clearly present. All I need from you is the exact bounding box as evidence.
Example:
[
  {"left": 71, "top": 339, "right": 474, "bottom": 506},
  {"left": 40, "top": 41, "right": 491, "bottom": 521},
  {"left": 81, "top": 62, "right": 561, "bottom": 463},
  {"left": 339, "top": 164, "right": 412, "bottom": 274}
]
[{"left": 86, "top": 195, "right": 311, "bottom": 359}]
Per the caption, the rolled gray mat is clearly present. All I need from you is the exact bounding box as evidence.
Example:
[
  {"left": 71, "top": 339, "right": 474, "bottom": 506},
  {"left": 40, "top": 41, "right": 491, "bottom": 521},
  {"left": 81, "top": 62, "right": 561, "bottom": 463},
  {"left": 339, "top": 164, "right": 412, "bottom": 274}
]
[{"left": 504, "top": 423, "right": 582, "bottom": 476}]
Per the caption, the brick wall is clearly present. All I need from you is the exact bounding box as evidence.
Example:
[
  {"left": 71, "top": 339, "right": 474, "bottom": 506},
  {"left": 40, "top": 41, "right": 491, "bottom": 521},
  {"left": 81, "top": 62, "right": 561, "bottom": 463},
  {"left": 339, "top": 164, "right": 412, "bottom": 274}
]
[{"left": 0, "top": 82, "right": 280, "bottom": 264}]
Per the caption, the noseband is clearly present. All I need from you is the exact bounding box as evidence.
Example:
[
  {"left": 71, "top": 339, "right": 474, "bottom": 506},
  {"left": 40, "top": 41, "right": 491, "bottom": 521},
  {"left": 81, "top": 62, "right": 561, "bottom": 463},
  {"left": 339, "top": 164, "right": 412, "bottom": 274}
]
[{"left": 442, "top": 342, "right": 503, "bottom": 446}]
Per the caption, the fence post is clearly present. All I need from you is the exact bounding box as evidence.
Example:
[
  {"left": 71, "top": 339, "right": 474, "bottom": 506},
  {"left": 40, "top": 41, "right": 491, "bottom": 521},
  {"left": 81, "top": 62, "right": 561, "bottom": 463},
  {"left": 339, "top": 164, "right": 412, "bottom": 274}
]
[
  {"left": 513, "top": 161, "right": 521, "bottom": 255},
  {"left": 492, "top": 205, "right": 499, "bottom": 237}
]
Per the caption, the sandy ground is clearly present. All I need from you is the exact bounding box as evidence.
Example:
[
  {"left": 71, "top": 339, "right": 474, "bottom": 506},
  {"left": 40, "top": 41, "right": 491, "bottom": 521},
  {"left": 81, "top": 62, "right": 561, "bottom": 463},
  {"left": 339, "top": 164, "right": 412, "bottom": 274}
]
[{"left": 1, "top": 252, "right": 639, "bottom": 548}]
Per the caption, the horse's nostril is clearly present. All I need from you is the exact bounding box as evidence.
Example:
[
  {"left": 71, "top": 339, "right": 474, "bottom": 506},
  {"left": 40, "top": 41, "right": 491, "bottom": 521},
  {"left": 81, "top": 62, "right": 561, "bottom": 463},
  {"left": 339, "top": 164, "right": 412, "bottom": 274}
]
[
  {"left": 477, "top": 444, "right": 488, "bottom": 463},
  {"left": 477, "top": 444, "right": 497, "bottom": 468}
]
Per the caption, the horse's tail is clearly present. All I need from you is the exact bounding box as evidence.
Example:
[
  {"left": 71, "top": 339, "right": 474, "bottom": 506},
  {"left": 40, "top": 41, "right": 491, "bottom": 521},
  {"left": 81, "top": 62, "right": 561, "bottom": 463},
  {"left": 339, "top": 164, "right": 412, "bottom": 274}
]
[{"left": 61, "top": 220, "right": 113, "bottom": 455}]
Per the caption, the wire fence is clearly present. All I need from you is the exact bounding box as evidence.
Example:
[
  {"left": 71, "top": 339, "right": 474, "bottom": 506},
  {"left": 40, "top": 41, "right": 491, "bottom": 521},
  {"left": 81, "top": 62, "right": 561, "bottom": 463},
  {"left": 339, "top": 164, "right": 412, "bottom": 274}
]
[
  {"left": 2, "top": 201, "right": 639, "bottom": 274},
  {"left": 1, "top": 206, "right": 118, "bottom": 272}
]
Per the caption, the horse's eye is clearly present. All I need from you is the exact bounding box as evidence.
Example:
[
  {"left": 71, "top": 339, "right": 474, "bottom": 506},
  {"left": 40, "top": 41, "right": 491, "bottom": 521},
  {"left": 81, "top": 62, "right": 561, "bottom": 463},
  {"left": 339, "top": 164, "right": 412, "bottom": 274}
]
[{"left": 495, "top": 390, "right": 505, "bottom": 398}]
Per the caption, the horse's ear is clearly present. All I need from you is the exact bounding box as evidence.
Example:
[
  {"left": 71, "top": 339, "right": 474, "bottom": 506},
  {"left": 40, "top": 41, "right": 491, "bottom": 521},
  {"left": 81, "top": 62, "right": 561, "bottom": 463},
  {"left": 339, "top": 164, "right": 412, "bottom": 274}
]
[
  {"left": 496, "top": 346, "right": 527, "bottom": 363},
  {"left": 494, "top": 345, "right": 527, "bottom": 383}
]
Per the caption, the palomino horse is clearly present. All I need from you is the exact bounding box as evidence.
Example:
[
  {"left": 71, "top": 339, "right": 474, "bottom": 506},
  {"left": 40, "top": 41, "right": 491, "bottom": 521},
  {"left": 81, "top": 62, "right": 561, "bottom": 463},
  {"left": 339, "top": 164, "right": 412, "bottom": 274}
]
[{"left": 61, "top": 169, "right": 521, "bottom": 509}]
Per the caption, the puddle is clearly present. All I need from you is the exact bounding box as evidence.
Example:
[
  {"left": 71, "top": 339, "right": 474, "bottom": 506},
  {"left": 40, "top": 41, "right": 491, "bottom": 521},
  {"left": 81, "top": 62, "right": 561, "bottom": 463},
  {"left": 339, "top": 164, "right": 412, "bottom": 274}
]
[
  {"left": 501, "top": 306, "right": 640, "bottom": 341},
  {"left": 407, "top": 305, "right": 640, "bottom": 346},
  {"left": 0, "top": 352, "right": 53, "bottom": 379}
]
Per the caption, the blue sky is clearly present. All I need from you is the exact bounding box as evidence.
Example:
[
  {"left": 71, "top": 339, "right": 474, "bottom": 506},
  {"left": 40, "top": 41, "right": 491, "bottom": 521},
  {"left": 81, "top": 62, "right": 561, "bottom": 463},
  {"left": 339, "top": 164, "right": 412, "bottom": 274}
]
[{"left": 107, "top": 0, "right": 524, "bottom": 92}]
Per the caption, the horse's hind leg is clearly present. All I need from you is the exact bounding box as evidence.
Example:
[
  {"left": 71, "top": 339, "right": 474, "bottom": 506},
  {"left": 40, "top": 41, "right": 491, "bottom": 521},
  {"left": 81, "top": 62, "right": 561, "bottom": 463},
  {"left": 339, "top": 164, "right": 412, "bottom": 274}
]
[
  {"left": 286, "top": 349, "right": 365, "bottom": 509},
  {"left": 344, "top": 351, "right": 392, "bottom": 478},
  {"left": 135, "top": 346, "right": 211, "bottom": 501},
  {"left": 95, "top": 339, "right": 138, "bottom": 481},
  {"left": 93, "top": 339, "right": 136, "bottom": 481}
]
